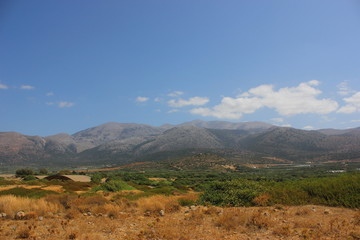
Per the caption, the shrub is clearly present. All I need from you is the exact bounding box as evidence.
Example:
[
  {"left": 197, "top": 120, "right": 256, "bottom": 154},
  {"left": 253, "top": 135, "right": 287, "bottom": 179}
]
[
  {"left": 0, "top": 187, "right": 58, "bottom": 199},
  {"left": 38, "top": 168, "right": 48, "bottom": 174},
  {"left": 15, "top": 169, "right": 34, "bottom": 177},
  {"left": 178, "top": 198, "right": 196, "bottom": 206},
  {"left": 90, "top": 174, "right": 102, "bottom": 184},
  {"left": 200, "top": 179, "right": 267, "bottom": 206},
  {"left": 22, "top": 175, "right": 37, "bottom": 181},
  {"left": 268, "top": 173, "right": 360, "bottom": 208},
  {"left": 93, "top": 180, "right": 136, "bottom": 192}
]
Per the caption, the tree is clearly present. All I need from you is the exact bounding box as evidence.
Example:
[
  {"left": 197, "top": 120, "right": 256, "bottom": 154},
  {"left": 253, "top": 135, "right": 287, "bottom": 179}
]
[
  {"left": 15, "top": 169, "right": 34, "bottom": 177},
  {"left": 39, "top": 168, "right": 48, "bottom": 175},
  {"left": 91, "top": 174, "right": 102, "bottom": 184}
]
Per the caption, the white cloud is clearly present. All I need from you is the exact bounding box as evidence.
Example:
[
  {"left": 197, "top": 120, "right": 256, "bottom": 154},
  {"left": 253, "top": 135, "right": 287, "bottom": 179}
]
[
  {"left": 308, "top": 80, "right": 320, "bottom": 86},
  {"left": 20, "top": 85, "right": 35, "bottom": 90},
  {"left": 168, "top": 96, "right": 209, "bottom": 108},
  {"left": 303, "top": 125, "right": 314, "bottom": 130},
  {"left": 350, "top": 120, "right": 360, "bottom": 123},
  {"left": 0, "top": 84, "right": 8, "bottom": 89},
  {"left": 154, "top": 97, "right": 161, "bottom": 102},
  {"left": 136, "top": 96, "right": 149, "bottom": 102},
  {"left": 337, "top": 92, "right": 360, "bottom": 113},
  {"left": 47, "top": 101, "right": 75, "bottom": 108},
  {"left": 271, "top": 118, "right": 284, "bottom": 123},
  {"left": 191, "top": 80, "right": 339, "bottom": 119},
  {"left": 58, "top": 102, "right": 74, "bottom": 108},
  {"left": 46, "top": 92, "right": 54, "bottom": 96},
  {"left": 167, "top": 91, "right": 184, "bottom": 97},
  {"left": 337, "top": 80, "right": 354, "bottom": 96},
  {"left": 282, "top": 124, "right": 292, "bottom": 127},
  {"left": 168, "top": 109, "right": 179, "bottom": 113}
]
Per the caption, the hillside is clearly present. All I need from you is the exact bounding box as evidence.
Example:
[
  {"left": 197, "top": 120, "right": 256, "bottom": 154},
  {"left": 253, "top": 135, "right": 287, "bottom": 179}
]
[{"left": 1, "top": 121, "right": 360, "bottom": 167}]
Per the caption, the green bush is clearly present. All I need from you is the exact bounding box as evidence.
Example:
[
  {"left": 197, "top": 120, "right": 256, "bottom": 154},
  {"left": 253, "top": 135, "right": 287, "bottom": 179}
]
[
  {"left": 93, "top": 180, "right": 136, "bottom": 192},
  {"left": 200, "top": 179, "right": 267, "bottom": 207},
  {"left": 22, "top": 175, "right": 37, "bottom": 181},
  {"left": 178, "top": 198, "right": 196, "bottom": 206},
  {"left": 90, "top": 174, "right": 102, "bottom": 184},
  {"left": 15, "top": 169, "right": 34, "bottom": 177},
  {"left": 0, "top": 187, "right": 58, "bottom": 198},
  {"left": 269, "top": 173, "right": 360, "bottom": 208}
]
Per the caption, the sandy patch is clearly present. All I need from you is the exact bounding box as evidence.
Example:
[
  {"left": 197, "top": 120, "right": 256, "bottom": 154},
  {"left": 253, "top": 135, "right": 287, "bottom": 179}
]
[
  {"left": 0, "top": 185, "right": 41, "bottom": 191},
  {"left": 41, "top": 185, "right": 64, "bottom": 193}
]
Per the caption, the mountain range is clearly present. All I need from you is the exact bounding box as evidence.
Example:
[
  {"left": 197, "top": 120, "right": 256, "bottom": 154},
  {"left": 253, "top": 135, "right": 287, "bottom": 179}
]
[{"left": 1, "top": 120, "right": 360, "bottom": 167}]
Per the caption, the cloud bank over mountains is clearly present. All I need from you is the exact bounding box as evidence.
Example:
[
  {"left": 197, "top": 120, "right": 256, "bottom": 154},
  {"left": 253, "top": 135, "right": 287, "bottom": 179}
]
[
  {"left": 191, "top": 80, "right": 339, "bottom": 119},
  {"left": 134, "top": 80, "right": 360, "bottom": 123}
]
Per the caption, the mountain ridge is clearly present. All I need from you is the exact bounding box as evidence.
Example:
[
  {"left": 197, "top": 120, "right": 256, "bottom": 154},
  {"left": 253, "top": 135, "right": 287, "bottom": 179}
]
[{"left": 1, "top": 121, "right": 360, "bottom": 166}]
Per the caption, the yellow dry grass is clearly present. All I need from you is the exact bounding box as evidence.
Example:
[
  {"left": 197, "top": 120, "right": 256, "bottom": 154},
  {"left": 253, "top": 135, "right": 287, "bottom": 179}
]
[
  {"left": 0, "top": 195, "right": 62, "bottom": 217},
  {"left": 41, "top": 185, "right": 64, "bottom": 193},
  {"left": 0, "top": 185, "right": 41, "bottom": 191},
  {"left": 135, "top": 195, "right": 181, "bottom": 215},
  {"left": 0, "top": 194, "right": 359, "bottom": 240}
]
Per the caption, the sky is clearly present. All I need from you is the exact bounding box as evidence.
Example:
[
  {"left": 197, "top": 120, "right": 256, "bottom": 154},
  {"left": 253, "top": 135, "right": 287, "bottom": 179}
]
[{"left": 1, "top": 0, "right": 360, "bottom": 136}]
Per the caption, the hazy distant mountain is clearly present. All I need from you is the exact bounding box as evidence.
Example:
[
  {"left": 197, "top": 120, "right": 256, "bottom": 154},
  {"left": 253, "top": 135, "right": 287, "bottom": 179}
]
[
  {"left": 180, "top": 120, "right": 274, "bottom": 131},
  {"left": 317, "top": 127, "right": 360, "bottom": 136},
  {"left": 45, "top": 133, "right": 77, "bottom": 154},
  {"left": 72, "top": 122, "right": 164, "bottom": 151},
  {"left": 135, "top": 126, "right": 224, "bottom": 154},
  {"left": 1, "top": 121, "right": 360, "bottom": 166},
  {"left": 0, "top": 132, "right": 47, "bottom": 164}
]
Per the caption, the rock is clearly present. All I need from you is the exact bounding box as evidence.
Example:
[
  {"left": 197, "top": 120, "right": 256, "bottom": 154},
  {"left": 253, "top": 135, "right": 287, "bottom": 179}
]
[
  {"left": 144, "top": 211, "right": 151, "bottom": 217},
  {"left": 0, "top": 213, "right": 6, "bottom": 218},
  {"left": 190, "top": 205, "right": 197, "bottom": 211},
  {"left": 38, "top": 216, "right": 44, "bottom": 221},
  {"left": 159, "top": 210, "right": 165, "bottom": 216},
  {"left": 324, "top": 209, "right": 331, "bottom": 215},
  {"left": 15, "top": 211, "right": 25, "bottom": 220},
  {"left": 87, "top": 211, "right": 92, "bottom": 216}
]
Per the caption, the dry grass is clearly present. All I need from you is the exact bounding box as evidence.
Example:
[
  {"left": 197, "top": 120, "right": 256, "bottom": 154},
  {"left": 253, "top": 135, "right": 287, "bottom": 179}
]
[
  {"left": 136, "top": 195, "right": 181, "bottom": 215},
  {"left": 0, "top": 194, "right": 359, "bottom": 240},
  {"left": 0, "top": 195, "right": 61, "bottom": 217}
]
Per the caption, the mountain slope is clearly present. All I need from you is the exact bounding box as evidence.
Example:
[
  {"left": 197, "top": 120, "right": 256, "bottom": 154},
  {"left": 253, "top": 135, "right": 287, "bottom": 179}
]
[
  {"left": 72, "top": 122, "right": 164, "bottom": 151},
  {"left": 1, "top": 121, "right": 360, "bottom": 166}
]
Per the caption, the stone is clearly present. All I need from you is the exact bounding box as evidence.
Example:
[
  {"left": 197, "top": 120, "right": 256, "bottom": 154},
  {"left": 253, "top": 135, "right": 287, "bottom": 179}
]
[
  {"left": 324, "top": 209, "right": 331, "bottom": 215},
  {"left": 15, "top": 211, "right": 25, "bottom": 220},
  {"left": 159, "top": 210, "right": 165, "bottom": 216},
  {"left": 190, "top": 205, "right": 197, "bottom": 211},
  {"left": 38, "top": 216, "right": 44, "bottom": 221}
]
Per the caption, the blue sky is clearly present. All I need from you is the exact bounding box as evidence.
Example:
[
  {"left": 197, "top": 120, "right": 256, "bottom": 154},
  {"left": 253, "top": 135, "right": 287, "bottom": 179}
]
[{"left": 1, "top": 0, "right": 360, "bottom": 136}]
